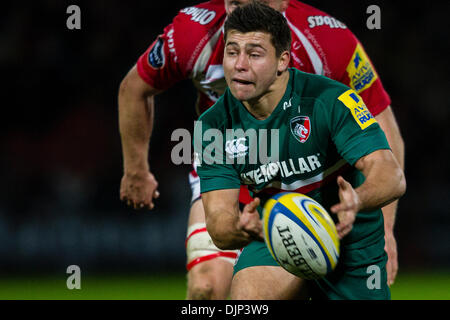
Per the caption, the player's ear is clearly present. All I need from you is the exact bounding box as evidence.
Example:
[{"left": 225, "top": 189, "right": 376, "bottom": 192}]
[{"left": 277, "top": 50, "right": 290, "bottom": 74}]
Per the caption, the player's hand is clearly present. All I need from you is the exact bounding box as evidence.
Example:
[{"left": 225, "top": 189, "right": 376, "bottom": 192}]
[
  {"left": 239, "top": 197, "right": 264, "bottom": 241},
  {"left": 384, "top": 231, "right": 398, "bottom": 286},
  {"left": 330, "top": 176, "right": 360, "bottom": 239},
  {"left": 120, "top": 171, "right": 160, "bottom": 210}
]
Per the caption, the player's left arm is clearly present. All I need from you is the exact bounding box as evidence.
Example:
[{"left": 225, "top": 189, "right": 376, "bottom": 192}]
[
  {"left": 323, "top": 17, "right": 405, "bottom": 284},
  {"left": 331, "top": 149, "right": 406, "bottom": 239}
]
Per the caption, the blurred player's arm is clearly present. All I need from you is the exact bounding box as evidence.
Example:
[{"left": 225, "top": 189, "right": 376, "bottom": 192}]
[
  {"left": 331, "top": 149, "right": 406, "bottom": 239},
  {"left": 375, "top": 106, "right": 404, "bottom": 231},
  {"left": 375, "top": 106, "right": 404, "bottom": 285},
  {"left": 202, "top": 189, "right": 263, "bottom": 250},
  {"left": 118, "top": 65, "right": 162, "bottom": 210}
]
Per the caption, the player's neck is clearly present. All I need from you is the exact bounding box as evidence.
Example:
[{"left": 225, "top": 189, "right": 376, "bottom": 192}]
[{"left": 243, "top": 71, "right": 290, "bottom": 120}]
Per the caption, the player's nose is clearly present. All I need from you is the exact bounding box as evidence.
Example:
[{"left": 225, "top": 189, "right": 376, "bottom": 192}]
[{"left": 235, "top": 52, "right": 249, "bottom": 71}]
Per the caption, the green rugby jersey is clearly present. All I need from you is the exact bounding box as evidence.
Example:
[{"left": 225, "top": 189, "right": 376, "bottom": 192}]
[{"left": 194, "top": 68, "right": 390, "bottom": 248}]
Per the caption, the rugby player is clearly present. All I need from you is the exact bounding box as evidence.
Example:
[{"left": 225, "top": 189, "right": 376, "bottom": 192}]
[
  {"left": 118, "top": 0, "right": 404, "bottom": 299},
  {"left": 194, "top": 1, "right": 406, "bottom": 299}
]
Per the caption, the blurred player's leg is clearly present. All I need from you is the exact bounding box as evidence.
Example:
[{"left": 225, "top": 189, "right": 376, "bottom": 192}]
[
  {"left": 186, "top": 200, "right": 237, "bottom": 299},
  {"left": 185, "top": 171, "right": 239, "bottom": 299},
  {"left": 187, "top": 260, "right": 233, "bottom": 299},
  {"left": 230, "top": 266, "right": 308, "bottom": 300}
]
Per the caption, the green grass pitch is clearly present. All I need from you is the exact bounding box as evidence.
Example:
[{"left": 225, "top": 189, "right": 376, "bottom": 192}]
[{"left": 0, "top": 271, "right": 448, "bottom": 300}]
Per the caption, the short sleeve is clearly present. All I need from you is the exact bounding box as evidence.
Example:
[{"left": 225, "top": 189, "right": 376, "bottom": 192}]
[
  {"left": 135, "top": 3, "right": 225, "bottom": 91},
  {"left": 136, "top": 22, "right": 186, "bottom": 90},
  {"left": 327, "top": 89, "right": 390, "bottom": 165},
  {"left": 193, "top": 119, "right": 241, "bottom": 193},
  {"left": 317, "top": 25, "right": 391, "bottom": 116},
  {"left": 337, "top": 40, "right": 391, "bottom": 116}
]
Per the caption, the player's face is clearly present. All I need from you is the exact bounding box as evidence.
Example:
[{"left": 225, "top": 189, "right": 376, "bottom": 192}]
[
  {"left": 223, "top": 30, "right": 288, "bottom": 102},
  {"left": 225, "top": 0, "right": 289, "bottom": 15}
]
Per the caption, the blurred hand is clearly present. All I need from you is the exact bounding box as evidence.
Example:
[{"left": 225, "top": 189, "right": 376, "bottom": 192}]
[
  {"left": 384, "top": 231, "right": 398, "bottom": 286},
  {"left": 330, "top": 176, "right": 360, "bottom": 239},
  {"left": 120, "top": 171, "right": 160, "bottom": 210},
  {"left": 238, "top": 197, "right": 264, "bottom": 241}
]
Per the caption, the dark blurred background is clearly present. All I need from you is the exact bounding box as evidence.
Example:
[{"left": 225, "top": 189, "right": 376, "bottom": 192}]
[{"left": 1, "top": 0, "right": 449, "bottom": 280}]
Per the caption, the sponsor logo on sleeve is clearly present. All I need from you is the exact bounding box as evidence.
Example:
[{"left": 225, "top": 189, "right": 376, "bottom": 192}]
[
  {"left": 338, "top": 89, "right": 377, "bottom": 130},
  {"left": 307, "top": 15, "right": 347, "bottom": 29},
  {"left": 346, "top": 43, "right": 378, "bottom": 93},
  {"left": 148, "top": 37, "right": 165, "bottom": 69},
  {"left": 166, "top": 28, "right": 178, "bottom": 63},
  {"left": 180, "top": 7, "right": 216, "bottom": 25}
]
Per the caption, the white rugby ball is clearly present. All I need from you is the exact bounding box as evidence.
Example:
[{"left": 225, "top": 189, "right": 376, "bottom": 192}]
[{"left": 263, "top": 192, "right": 340, "bottom": 280}]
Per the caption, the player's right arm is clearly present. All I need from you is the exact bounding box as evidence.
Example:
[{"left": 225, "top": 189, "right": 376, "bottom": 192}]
[
  {"left": 118, "top": 65, "right": 162, "bottom": 210},
  {"left": 118, "top": 6, "right": 203, "bottom": 210},
  {"left": 193, "top": 109, "right": 263, "bottom": 250},
  {"left": 202, "top": 189, "right": 263, "bottom": 250}
]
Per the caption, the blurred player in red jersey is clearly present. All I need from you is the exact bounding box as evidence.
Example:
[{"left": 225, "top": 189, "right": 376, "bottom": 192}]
[{"left": 119, "top": 0, "right": 404, "bottom": 299}]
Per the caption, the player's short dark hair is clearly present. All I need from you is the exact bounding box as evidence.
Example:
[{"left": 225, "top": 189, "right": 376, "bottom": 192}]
[{"left": 224, "top": 1, "right": 291, "bottom": 57}]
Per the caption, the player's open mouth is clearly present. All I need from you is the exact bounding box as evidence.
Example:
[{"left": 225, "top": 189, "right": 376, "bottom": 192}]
[{"left": 233, "top": 78, "right": 253, "bottom": 85}]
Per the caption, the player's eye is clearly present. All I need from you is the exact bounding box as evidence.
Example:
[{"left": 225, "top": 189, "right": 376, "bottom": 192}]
[
  {"left": 249, "top": 50, "right": 264, "bottom": 58},
  {"left": 226, "top": 50, "right": 238, "bottom": 56}
]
